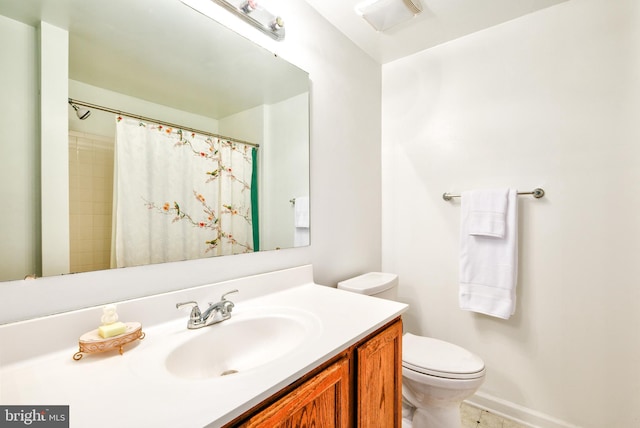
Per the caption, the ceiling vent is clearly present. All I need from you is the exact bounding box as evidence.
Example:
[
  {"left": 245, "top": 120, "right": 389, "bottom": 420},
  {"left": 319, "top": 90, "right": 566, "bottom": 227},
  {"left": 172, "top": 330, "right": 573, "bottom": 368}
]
[{"left": 355, "top": 0, "right": 422, "bottom": 32}]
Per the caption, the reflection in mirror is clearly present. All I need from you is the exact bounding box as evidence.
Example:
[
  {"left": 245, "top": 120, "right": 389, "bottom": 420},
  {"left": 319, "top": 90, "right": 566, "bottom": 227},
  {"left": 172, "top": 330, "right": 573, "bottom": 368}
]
[{"left": 0, "top": 0, "right": 309, "bottom": 282}]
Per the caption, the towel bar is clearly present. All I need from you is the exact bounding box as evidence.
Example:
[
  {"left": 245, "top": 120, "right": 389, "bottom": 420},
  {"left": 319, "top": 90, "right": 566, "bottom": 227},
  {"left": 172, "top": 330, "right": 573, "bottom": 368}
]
[{"left": 442, "top": 188, "right": 545, "bottom": 201}]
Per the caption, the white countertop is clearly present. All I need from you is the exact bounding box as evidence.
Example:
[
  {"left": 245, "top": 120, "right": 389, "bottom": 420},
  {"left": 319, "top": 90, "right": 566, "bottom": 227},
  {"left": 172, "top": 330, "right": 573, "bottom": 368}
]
[{"left": 0, "top": 267, "right": 407, "bottom": 427}]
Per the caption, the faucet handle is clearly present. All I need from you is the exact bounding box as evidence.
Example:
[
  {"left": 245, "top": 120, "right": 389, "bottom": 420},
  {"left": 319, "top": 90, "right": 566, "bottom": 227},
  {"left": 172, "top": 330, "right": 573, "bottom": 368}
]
[
  {"left": 176, "top": 301, "right": 202, "bottom": 322},
  {"left": 221, "top": 289, "right": 239, "bottom": 301},
  {"left": 206, "top": 290, "right": 239, "bottom": 317}
]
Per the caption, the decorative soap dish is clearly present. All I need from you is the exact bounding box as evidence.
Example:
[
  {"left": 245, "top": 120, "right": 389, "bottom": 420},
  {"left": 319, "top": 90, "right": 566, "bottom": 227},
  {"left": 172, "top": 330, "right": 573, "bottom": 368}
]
[{"left": 73, "top": 322, "right": 145, "bottom": 361}]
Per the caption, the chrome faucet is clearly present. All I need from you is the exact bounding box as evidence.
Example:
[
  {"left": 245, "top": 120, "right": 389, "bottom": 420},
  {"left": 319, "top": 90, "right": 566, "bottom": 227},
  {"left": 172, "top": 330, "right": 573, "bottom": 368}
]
[{"left": 176, "top": 289, "right": 239, "bottom": 329}]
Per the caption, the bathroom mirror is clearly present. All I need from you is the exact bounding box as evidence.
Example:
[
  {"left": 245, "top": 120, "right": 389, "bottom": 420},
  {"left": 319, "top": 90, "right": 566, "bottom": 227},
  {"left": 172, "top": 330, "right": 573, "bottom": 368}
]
[{"left": 0, "top": 0, "right": 309, "bottom": 282}]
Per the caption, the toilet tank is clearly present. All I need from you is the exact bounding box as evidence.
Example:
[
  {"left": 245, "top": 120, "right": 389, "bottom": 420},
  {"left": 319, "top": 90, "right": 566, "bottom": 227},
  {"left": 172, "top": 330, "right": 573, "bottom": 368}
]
[{"left": 337, "top": 272, "right": 398, "bottom": 300}]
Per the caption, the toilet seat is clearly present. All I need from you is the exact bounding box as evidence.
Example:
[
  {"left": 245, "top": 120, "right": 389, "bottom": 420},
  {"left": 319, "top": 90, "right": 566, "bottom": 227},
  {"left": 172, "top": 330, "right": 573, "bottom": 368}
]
[{"left": 402, "top": 333, "right": 485, "bottom": 380}]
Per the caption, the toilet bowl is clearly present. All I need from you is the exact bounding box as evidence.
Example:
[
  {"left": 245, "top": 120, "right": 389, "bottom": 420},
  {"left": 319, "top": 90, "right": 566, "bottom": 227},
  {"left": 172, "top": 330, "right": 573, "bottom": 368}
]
[
  {"left": 337, "top": 272, "right": 486, "bottom": 428},
  {"left": 402, "top": 333, "right": 485, "bottom": 428}
]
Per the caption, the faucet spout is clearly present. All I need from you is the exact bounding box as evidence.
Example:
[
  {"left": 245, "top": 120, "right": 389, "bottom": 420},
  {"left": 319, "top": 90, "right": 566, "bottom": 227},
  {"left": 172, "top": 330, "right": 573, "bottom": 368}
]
[
  {"left": 176, "top": 290, "right": 239, "bottom": 329},
  {"left": 201, "top": 289, "right": 239, "bottom": 325},
  {"left": 201, "top": 300, "right": 233, "bottom": 324}
]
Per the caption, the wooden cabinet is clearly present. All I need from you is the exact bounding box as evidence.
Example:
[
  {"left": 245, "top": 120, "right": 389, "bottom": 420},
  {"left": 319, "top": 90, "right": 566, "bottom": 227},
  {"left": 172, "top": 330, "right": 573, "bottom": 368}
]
[
  {"left": 237, "top": 356, "right": 351, "bottom": 428},
  {"left": 356, "top": 318, "right": 403, "bottom": 427},
  {"left": 225, "top": 317, "right": 402, "bottom": 428}
]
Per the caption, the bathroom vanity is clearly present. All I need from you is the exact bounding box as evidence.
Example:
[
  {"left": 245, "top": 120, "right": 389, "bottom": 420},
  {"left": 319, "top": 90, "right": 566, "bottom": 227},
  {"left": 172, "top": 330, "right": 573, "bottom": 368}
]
[
  {"left": 0, "top": 266, "right": 407, "bottom": 427},
  {"left": 228, "top": 317, "right": 402, "bottom": 427}
]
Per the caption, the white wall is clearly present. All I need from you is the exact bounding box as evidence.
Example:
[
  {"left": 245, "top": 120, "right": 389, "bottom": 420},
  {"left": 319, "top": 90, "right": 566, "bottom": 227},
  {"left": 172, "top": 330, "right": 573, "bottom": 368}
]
[
  {"left": 0, "top": 0, "right": 381, "bottom": 323},
  {"left": 218, "top": 104, "right": 264, "bottom": 144},
  {"left": 264, "top": 93, "right": 310, "bottom": 250},
  {"left": 0, "top": 15, "right": 39, "bottom": 280},
  {"left": 40, "top": 23, "right": 70, "bottom": 277},
  {"left": 382, "top": 0, "right": 640, "bottom": 426}
]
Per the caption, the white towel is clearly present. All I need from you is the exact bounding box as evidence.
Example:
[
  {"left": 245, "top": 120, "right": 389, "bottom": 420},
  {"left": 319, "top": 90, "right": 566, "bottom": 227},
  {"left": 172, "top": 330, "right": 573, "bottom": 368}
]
[
  {"left": 467, "top": 189, "right": 508, "bottom": 238},
  {"left": 294, "top": 196, "right": 309, "bottom": 228},
  {"left": 294, "top": 228, "right": 309, "bottom": 246},
  {"left": 459, "top": 189, "right": 518, "bottom": 319},
  {"left": 293, "top": 196, "right": 309, "bottom": 246}
]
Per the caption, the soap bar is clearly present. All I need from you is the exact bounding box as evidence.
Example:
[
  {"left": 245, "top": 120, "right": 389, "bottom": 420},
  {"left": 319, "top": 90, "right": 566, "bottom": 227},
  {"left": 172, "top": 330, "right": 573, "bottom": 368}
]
[{"left": 98, "top": 321, "right": 127, "bottom": 338}]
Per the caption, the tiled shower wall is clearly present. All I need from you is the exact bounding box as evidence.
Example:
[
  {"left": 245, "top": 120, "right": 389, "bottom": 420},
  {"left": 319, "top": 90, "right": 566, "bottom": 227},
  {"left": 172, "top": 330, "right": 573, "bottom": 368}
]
[{"left": 68, "top": 131, "right": 114, "bottom": 273}]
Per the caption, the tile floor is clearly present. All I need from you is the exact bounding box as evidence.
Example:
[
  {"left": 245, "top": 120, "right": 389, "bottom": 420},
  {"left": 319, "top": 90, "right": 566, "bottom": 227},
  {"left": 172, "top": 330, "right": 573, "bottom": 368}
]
[{"left": 461, "top": 402, "right": 530, "bottom": 428}]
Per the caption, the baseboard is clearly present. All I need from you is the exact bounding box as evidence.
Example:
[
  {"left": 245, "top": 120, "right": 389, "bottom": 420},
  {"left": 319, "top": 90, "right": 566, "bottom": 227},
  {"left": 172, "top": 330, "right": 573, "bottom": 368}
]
[{"left": 465, "top": 391, "right": 582, "bottom": 428}]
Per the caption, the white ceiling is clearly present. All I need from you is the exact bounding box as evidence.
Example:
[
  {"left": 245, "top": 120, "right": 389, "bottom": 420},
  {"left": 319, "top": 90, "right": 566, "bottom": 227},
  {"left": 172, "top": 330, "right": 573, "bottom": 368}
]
[
  {"left": 0, "top": 0, "right": 569, "bottom": 116},
  {"left": 304, "top": 0, "right": 567, "bottom": 64}
]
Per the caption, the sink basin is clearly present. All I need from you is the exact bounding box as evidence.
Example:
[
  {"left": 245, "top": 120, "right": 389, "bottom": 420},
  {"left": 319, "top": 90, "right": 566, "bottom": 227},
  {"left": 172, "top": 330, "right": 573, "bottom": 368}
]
[{"left": 165, "top": 309, "right": 318, "bottom": 380}]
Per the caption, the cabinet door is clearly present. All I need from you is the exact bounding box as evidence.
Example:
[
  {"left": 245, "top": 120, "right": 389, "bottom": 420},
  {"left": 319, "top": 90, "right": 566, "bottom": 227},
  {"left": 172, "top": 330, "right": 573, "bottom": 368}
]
[
  {"left": 237, "top": 356, "right": 351, "bottom": 428},
  {"left": 356, "top": 319, "right": 403, "bottom": 428}
]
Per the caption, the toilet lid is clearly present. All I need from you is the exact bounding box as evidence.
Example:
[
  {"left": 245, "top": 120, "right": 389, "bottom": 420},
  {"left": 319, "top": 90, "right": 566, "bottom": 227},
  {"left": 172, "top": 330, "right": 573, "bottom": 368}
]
[
  {"left": 402, "top": 333, "right": 485, "bottom": 380},
  {"left": 337, "top": 272, "right": 398, "bottom": 295}
]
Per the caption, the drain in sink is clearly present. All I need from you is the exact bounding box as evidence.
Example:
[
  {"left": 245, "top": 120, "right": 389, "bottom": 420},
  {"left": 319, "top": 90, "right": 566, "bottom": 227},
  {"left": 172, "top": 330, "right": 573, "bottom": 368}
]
[{"left": 220, "top": 369, "right": 238, "bottom": 376}]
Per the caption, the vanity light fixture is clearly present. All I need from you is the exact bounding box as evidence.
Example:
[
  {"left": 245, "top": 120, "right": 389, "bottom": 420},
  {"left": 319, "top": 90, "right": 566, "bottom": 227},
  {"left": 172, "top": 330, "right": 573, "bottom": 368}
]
[
  {"left": 181, "top": 0, "right": 285, "bottom": 41},
  {"left": 68, "top": 99, "right": 91, "bottom": 120},
  {"left": 355, "top": 0, "right": 422, "bottom": 32}
]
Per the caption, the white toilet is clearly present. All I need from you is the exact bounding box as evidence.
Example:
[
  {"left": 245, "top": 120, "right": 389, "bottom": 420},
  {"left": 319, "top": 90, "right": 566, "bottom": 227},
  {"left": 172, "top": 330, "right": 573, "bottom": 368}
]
[{"left": 337, "top": 272, "right": 486, "bottom": 428}]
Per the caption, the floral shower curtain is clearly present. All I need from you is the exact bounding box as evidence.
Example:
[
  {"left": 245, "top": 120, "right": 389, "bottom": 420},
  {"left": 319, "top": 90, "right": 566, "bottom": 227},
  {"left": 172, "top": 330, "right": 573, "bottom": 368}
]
[{"left": 112, "top": 115, "right": 257, "bottom": 268}]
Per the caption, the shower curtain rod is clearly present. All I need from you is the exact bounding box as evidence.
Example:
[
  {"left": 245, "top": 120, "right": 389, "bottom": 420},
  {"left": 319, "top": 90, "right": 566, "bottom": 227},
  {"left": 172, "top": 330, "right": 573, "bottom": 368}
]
[{"left": 68, "top": 98, "right": 259, "bottom": 148}]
